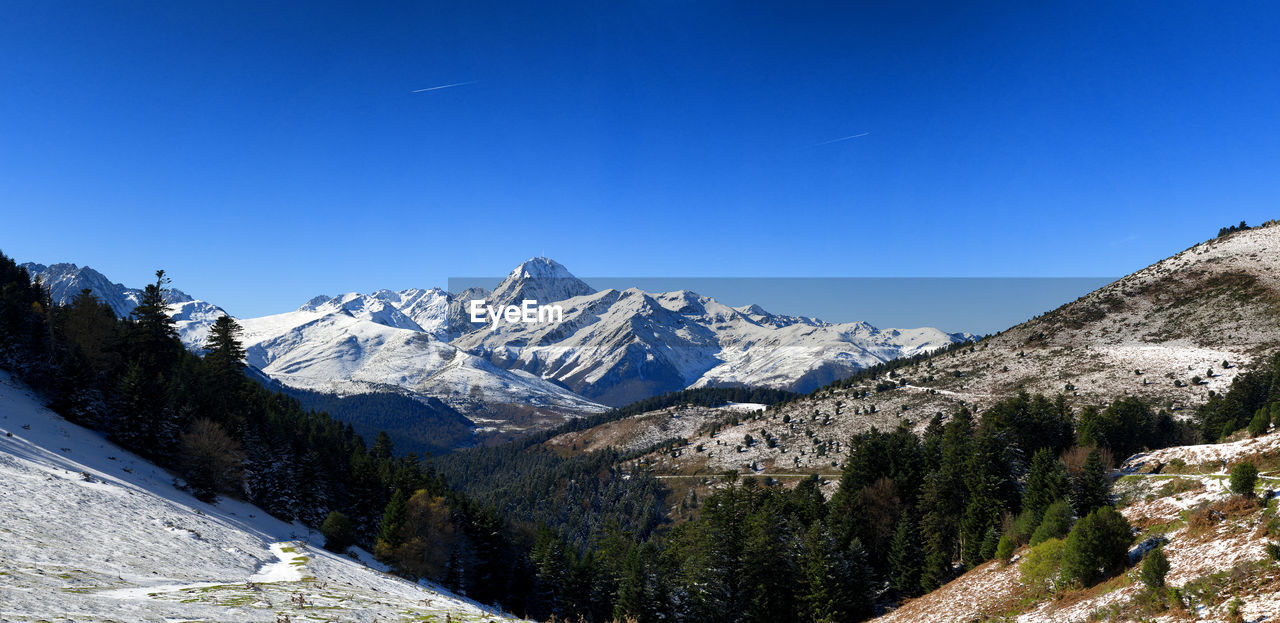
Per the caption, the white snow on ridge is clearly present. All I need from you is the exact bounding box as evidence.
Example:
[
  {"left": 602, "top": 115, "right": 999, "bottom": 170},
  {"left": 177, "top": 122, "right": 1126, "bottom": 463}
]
[
  {"left": 0, "top": 371, "right": 522, "bottom": 622},
  {"left": 22, "top": 255, "right": 969, "bottom": 417},
  {"left": 238, "top": 300, "right": 606, "bottom": 415}
]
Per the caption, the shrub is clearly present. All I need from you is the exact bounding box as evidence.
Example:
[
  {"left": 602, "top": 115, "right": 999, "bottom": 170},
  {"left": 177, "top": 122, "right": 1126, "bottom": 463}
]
[
  {"left": 1266, "top": 542, "right": 1280, "bottom": 564},
  {"left": 995, "top": 534, "right": 1017, "bottom": 563},
  {"left": 1059, "top": 506, "right": 1133, "bottom": 587},
  {"left": 1031, "top": 500, "right": 1073, "bottom": 546},
  {"left": 1157, "top": 477, "right": 1203, "bottom": 497},
  {"left": 1020, "top": 538, "right": 1065, "bottom": 595},
  {"left": 1012, "top": 508, "right": 1039, "bottom": 544},
  {"left": 1229, "top": 462, "right": 1258, "bottom": 497},
  {"left": 1249, "top": 408, "right": 1270, "bottom": 438},
  {"left": 1187, "top": 505, "right": 1224, "bottom": 536},
  {"left": 1140, "top": 547, "right": 1170, "bottom": 589},
  {"left": 320, "top": 511, "right": 355, "bottom": 553}
]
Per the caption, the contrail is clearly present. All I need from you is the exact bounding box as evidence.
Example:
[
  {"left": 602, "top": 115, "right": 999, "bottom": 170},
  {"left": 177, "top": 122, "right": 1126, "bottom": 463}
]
[
  {"left": 814, "top": 132, "right": 870, "bottom": 146},
  {"left": 411, "top": 81, "right": 478, "bottom": 93}
]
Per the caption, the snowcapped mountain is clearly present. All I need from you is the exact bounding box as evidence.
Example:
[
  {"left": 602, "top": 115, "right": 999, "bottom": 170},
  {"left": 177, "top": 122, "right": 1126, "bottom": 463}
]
[
  {"left": 22, "top": 262, "right": 194, "bottom": 316},
  {"left": 452, "top": 262, "right": 972, "bottom": 405},
  {"left": 237, "top": 295, "right": 605, "bottom": 421},
  {"left": 21, "top": 256, "right": 968, "bottom": 428},
  {"left": 22, "top": 262, "right": 230, "bottom": 351},
  {"left": 167, "top": 299, "right": 233, "bottom": 352}
]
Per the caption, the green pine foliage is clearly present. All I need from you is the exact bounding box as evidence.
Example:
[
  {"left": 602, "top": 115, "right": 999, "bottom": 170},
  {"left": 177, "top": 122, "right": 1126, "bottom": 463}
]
[
  {"left": 1229, "top": 462, "right": 1259, "bottom": 497},
  {"left": 1023, "top": 448, "right": 1070, "bottom": 528},
  {"left": 1249, "top": 407, "right": 1270, "bottom": 437},
  {"left": 1030, "top": 500, "right": 1074, "bottom": 546},
  {"left": 995, "top": 533, "right": 1017, "bottom": 563},
  {"left": 1059, "top": 506, "right": 1133, "bottom": 587},
  {"left": 888, "top": 515, "right": 922, "bottom": 595},
  {"left": 320, "top": 510, "right": 355, "bottom": 552},
  {"left": 1199, "top": 353, "right": 1280, "bottom": 439},
  {"left": 1071, "top": 448, "right": 1110, "bottom": 517},
  {"left": 1077, "top": 396, "right": 1190, "bottom": 459},
  {"left": 1139, "top": 546, "right": 1170, "bottom": 590}
]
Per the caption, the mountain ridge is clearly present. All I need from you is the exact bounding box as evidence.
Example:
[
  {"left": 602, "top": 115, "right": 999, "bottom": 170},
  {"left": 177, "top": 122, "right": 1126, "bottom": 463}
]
[{"left": 21, "top": 256, "right": 971, "bottom": 434}]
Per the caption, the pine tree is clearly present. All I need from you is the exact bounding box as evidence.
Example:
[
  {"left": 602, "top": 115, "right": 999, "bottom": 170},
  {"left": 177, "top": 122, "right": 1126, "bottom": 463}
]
[
  {"left": 1023, "top": 448, "right": 1069, "bottom": 526},
  {"left": 200, "top": 314, "right": 247, "bottom": 424},
  {"left": 1059, "top": 506, "right": 1132, "bottom": 587},
  {"left": 1071, "top": 448, "right": 1109, "bottom": 517},
  {"left": 888, "top": 515, "right": 921, "bottom": 596},
  {"left": 372, "top": 431, "right": 395, "bottom": 460},
  {"left": 126, "top": 270, "right": 179, "bottom": 372},
  {"left": 530, "top": 525, "right": 568, "bottom": 617},
  {"left": 960, "top": 427, "right": 1006, "bottom": 567},
  {"left": 1139, "top": 546, "right": 1169, "bottom": 590},
  {"left": 115, "top": 270, "right": 182, "bottom": 457},
  {"left": 918, "top": 476, "right": 956, "bottom": 592},
  {"left": 802, "top": 524, "right": 873, "bottom": 623},
  {"left": 203, "top": 315, "right": 246, "bottom": 371},
  {"left": 375, "top": 488, "right": 408, "bottom": 559},
  {"left": 1249, "top": 407, "right": 1270, "bottom": 437}
]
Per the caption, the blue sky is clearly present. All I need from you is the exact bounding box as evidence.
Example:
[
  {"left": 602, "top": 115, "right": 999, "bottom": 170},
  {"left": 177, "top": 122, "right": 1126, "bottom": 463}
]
[{"left": 2, "top": 2, "right": 1278, "bottom": 323}]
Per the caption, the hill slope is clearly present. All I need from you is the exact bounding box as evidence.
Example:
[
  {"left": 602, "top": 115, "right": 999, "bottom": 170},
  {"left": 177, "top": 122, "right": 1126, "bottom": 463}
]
[
  {"left": 569, "top": 224, "right": 1280, "bottom": 475},
  {"left": 0, "top": 371, "right": 522, "bottom": 622},
  {"left": 874, "top": 432, "right": 1280, "bottom": 622}
]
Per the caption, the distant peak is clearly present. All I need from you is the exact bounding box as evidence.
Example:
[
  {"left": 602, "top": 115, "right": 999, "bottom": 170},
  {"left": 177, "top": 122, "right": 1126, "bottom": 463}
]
[
  {"left": 299, "top": 295, "right": 333, "bottom": 311},
  {"left": 490, "top": 257, "right": 595, "bottom": 305},
  {"left": 510, "top": 257, "right": 578, "bottom": 281}
]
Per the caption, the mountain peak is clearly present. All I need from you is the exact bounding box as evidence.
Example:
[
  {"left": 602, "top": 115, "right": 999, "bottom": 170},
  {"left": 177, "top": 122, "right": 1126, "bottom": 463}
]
[
  {"left": 508, "top": 257, "right": 579, "bottom": 282},
  {"left": 490, "top": 257, "right": 595, "bottom": 307}
]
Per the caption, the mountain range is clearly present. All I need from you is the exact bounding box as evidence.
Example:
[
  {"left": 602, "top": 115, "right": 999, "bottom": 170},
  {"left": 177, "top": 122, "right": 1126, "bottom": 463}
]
[{"left": 21, "top": 258, "right": 970, "bottom": 439}]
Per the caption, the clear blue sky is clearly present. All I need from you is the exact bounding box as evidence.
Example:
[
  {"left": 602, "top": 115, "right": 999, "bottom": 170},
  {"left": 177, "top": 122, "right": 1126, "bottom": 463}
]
[{"left": 2, "top": 2, "right": 1278, "bottom": 321}]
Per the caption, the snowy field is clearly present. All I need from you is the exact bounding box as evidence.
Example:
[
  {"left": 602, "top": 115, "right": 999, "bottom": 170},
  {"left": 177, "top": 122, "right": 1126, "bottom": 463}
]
[{"left": 0, "top": 371, "right": 523, "bottom": 622}]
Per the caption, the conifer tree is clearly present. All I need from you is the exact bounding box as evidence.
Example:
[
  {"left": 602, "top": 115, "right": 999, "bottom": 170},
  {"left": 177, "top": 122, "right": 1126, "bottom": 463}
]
[
  {"left": 372, "top": 431, "right": 395, "bottom": 460},
  {"left": 802, "top": 523, "right": 873, "bottom": 623},
  {"left": 1139, "top": 546, "right": 1169, "bottom": 590},
  {"left": 888, "top": 515, "right": 921, "bottom": 596},
  {"left": 1070, "top": 448, "right": 1109, "bottom": 517},
  {"left": 918, "top": 476, "right": 954, "bottom": 592},
  {"left": 1023, "top": 448, "right": 1069, "bottom": 526},
  {"left": 1249, "top": 407, "right": 1270, "bottom": 437},
  {"left": 375, "top": 488, "right": 408, "bottom": 559},
  {"left": 1059, "top": 506, "right": 1132, "bottom": 587}
]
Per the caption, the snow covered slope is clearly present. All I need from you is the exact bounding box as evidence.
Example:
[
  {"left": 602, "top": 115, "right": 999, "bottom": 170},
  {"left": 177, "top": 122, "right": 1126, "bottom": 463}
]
[{"left": 0, "top": 371, "right": 523, "bottom": 622}]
